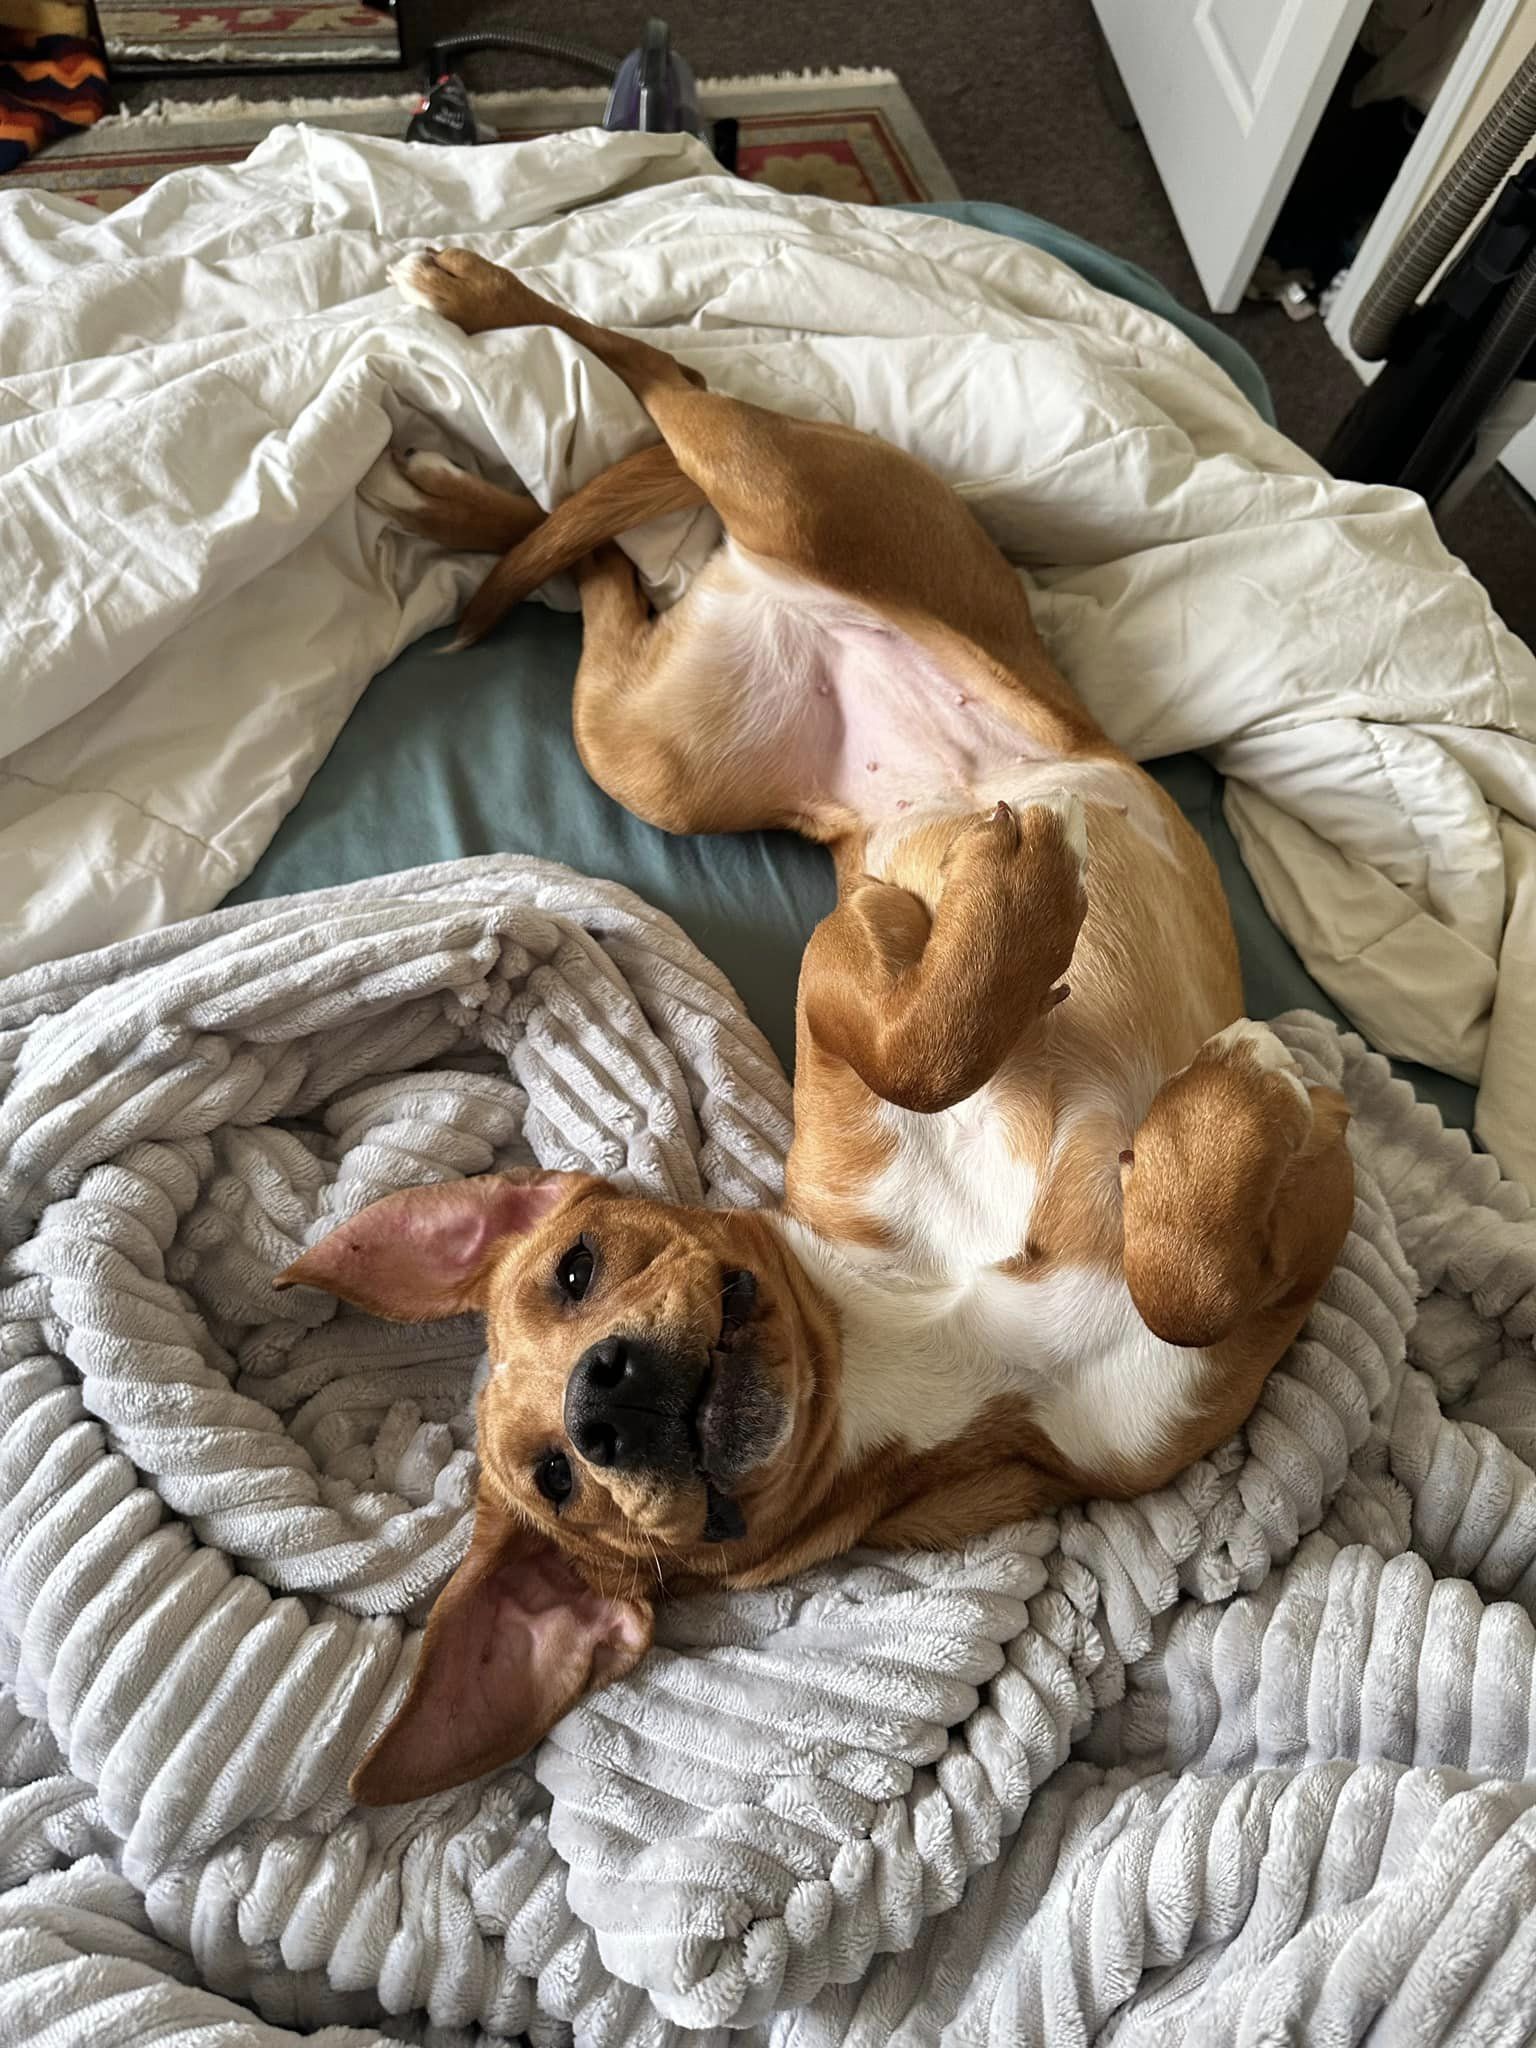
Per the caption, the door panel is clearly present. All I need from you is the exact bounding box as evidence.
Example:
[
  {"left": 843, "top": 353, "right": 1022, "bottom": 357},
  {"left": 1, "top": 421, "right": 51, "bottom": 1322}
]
[{"left": 1094, "top": 0, "right": 1374, "bottom": 311}]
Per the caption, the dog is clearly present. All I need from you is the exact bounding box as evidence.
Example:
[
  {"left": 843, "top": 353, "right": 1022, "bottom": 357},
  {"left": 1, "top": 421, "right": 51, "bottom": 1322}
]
[{"left": 274, "top": 249, "right": 1355, "bottom": 1806}]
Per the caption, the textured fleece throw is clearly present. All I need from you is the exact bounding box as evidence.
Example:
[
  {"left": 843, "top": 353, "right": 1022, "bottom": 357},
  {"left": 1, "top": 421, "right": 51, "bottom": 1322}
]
[{"left": 2, "top": 856, "right": 1536, "bottom": 2046}]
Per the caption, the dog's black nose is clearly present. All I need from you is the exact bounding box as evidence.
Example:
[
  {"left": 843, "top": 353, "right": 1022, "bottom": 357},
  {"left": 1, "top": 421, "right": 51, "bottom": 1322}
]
[{"left": 564, "top": 1335, "right": 693, "bottom": 1474}]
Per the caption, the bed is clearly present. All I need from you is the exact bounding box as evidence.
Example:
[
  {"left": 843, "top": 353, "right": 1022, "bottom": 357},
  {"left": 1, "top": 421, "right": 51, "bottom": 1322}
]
[{"left": 4, "top": 127, "right": 1536, "bottom": 2048}]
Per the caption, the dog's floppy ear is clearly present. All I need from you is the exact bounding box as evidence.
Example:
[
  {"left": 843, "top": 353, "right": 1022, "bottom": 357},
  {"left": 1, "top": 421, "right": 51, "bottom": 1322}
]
[
  {"left": 350, "top": 1494, "right": 652, "bottom": 1805},
  {"left": 273, "top": 1171, "right": 589, "bottom": 1320}
]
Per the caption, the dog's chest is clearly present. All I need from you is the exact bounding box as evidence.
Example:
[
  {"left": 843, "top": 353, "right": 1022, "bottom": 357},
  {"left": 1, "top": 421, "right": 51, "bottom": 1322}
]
[
  {"left": 867, "top": 1086, "right": 1042, "bottom": 1274},
  {"left": 778, "top": 1085, "right": 1209, "bottom": 1481}
]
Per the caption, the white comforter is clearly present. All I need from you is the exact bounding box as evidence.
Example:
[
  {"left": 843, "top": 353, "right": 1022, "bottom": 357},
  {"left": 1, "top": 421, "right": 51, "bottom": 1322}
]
[{"left": 2, "top": 126, "right": 1533, "bottom": 1178}]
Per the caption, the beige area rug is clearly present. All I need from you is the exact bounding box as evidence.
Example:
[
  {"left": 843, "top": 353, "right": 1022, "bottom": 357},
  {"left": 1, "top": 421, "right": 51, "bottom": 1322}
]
[
  {"left": 5, "top": 68, "right": 960, "bottom": 210},
  {"left": 96, "top": 1, "right": 398, "bottom": 69}
]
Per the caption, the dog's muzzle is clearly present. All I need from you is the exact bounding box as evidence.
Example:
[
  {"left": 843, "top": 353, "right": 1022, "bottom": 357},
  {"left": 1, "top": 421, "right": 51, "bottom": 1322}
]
[{"left": 563, "top": 1335, "right": 698, "bottom": 1477}]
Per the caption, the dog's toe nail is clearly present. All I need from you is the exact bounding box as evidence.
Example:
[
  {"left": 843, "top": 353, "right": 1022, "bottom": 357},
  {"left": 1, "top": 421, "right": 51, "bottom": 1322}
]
[{"left": 1049, "top": 983, "right": 1070, "bottom": 1007}]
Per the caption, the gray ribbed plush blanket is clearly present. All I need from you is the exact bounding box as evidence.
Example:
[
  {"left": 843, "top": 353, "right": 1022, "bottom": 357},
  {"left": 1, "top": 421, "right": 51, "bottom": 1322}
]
[{"left": 2, "top": 857, "right": 1534, "bottom": 2048}]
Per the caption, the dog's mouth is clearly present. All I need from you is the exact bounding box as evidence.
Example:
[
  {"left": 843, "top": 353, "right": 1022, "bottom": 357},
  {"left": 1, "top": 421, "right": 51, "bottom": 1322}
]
[
  {"left": 691, "top": 1358, "right": 754, "bottom": 1540},
  {"left": 688, "top": 1269, "right": 776, "bottom": 1543}
]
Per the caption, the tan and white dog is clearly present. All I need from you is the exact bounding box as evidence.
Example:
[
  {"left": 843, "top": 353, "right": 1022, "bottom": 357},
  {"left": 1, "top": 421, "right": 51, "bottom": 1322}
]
[{"left": 276, "top": 250, "right": 1354, "bottom": 1806}]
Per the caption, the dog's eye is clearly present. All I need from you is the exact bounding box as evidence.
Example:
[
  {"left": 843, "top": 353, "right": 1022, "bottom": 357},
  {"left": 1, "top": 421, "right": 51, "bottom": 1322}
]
[
  {"left": 555, "top": 1240, "right": 594, "bottom": 1301},
  {"left": 536, "top": 1452, "right": 573, "bottom": 1504}
]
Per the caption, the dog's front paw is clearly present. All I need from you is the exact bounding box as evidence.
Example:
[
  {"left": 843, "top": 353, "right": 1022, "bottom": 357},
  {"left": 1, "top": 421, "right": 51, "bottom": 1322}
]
[
  {"left": 1015, "top": 789, "right": 1088, "bottom": 876},
  {"left": 1199, "top": 1018, "right": 1310, "bottom": 1111},
  {"left": 1193, "top": 1018, "right": 1350, "bottom": 1152},
  {"left": 941, "top": 793, "right": 1088, "bottom": 1008},
  {"left": 1144, "top": 1017, "right": 1351, "bottom": 1221},
  {"left": 947, "top": 791, "right": 1088, "bottom": 880}
]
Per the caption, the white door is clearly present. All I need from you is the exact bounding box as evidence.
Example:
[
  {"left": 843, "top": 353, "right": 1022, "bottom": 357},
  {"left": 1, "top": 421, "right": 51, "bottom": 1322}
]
[{"left": 1093, "top": 0, "right": 1375, "bottom": 312}]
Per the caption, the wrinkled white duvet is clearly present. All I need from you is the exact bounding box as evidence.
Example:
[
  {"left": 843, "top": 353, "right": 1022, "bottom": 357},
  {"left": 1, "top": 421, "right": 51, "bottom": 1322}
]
[{"left": 2, "top": 125, "right": 1533, "bottom": 1178}]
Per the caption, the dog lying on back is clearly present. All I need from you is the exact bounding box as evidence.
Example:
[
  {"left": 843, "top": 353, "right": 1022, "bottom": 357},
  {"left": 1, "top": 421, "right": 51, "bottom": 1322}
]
[{"left": 276, "top": 250, "right": 1353, "bottom": 1805}]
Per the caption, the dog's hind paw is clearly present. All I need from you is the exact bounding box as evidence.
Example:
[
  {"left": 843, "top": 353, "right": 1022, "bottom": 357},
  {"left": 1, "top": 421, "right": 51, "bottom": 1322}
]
[
  {"left": 387, "top": 246, "right": 534, "bottom": 334},
  {"left": 387, "top": 249, "right": 450, "bottom": 312},
  {"left": 358, "top": 450, "right": 421, "bottom": 521},
  {"left": 358, "top": 447, "right": 474, "bottom": 528}
]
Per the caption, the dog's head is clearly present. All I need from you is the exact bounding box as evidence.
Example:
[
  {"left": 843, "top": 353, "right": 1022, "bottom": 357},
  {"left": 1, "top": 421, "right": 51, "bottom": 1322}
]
[{"left": 276, "top": 1171, "right": 833, "bottom": 1803}]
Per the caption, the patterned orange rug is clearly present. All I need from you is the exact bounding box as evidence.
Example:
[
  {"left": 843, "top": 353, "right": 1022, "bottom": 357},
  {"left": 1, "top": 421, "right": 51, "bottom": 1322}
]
[{"left": 4, "top": 70, "right": 958, "bottom": 212}]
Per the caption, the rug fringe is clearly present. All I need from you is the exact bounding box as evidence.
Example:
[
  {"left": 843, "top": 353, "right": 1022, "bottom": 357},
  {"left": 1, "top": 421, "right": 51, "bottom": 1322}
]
[
  {"left": 97, "top": 93, "right": 419, "bottom": 126},
  {"left": 710, "top": 67, "right": 899, "bottom": 89},
  {"left": 106, "top": 43, "right": 389, "bottom": 70},
  {"left": 98, "top": 67, "right": 901, "bottom": 131}
]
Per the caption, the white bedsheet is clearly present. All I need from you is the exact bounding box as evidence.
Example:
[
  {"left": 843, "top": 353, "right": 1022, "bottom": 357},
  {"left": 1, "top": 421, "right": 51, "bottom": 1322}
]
[{"left": 2, "top": 126, "right": 1533, "bottom": 1178}]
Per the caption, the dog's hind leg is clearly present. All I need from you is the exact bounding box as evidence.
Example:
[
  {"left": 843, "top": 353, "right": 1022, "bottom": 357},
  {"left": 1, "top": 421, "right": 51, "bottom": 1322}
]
[
  {"left": 363, "top": 446, "right": 780, "bottom": 831},
  {"left": 364, "top": 442, "right": 705, "bottom": 565},
  {"left": 566, "top": 544, "right": 806, "bottom": 835},
  {"left": 362, "top": 448, "right": 544, "bottom": 552},
  {"left": 387, "top": 250, "right": 1092, "bottom": 756},
  {"left": 391, "top": 248, "right": 707, "bottom": 406}
]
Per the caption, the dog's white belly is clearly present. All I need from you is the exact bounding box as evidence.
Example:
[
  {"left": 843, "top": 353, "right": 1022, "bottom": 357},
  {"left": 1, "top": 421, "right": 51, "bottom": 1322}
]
[
  {"left": 690, "top": 545, "right": 1033, "bottom": 818},
  {"left": 691, "top": 544, "right": 1174, "bottom": 855}
]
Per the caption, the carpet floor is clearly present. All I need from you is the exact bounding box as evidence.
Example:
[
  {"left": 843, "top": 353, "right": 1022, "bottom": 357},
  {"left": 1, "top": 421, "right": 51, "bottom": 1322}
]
[{"left": 113, "top": 0, "right": 1536, "bottom": 649}]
